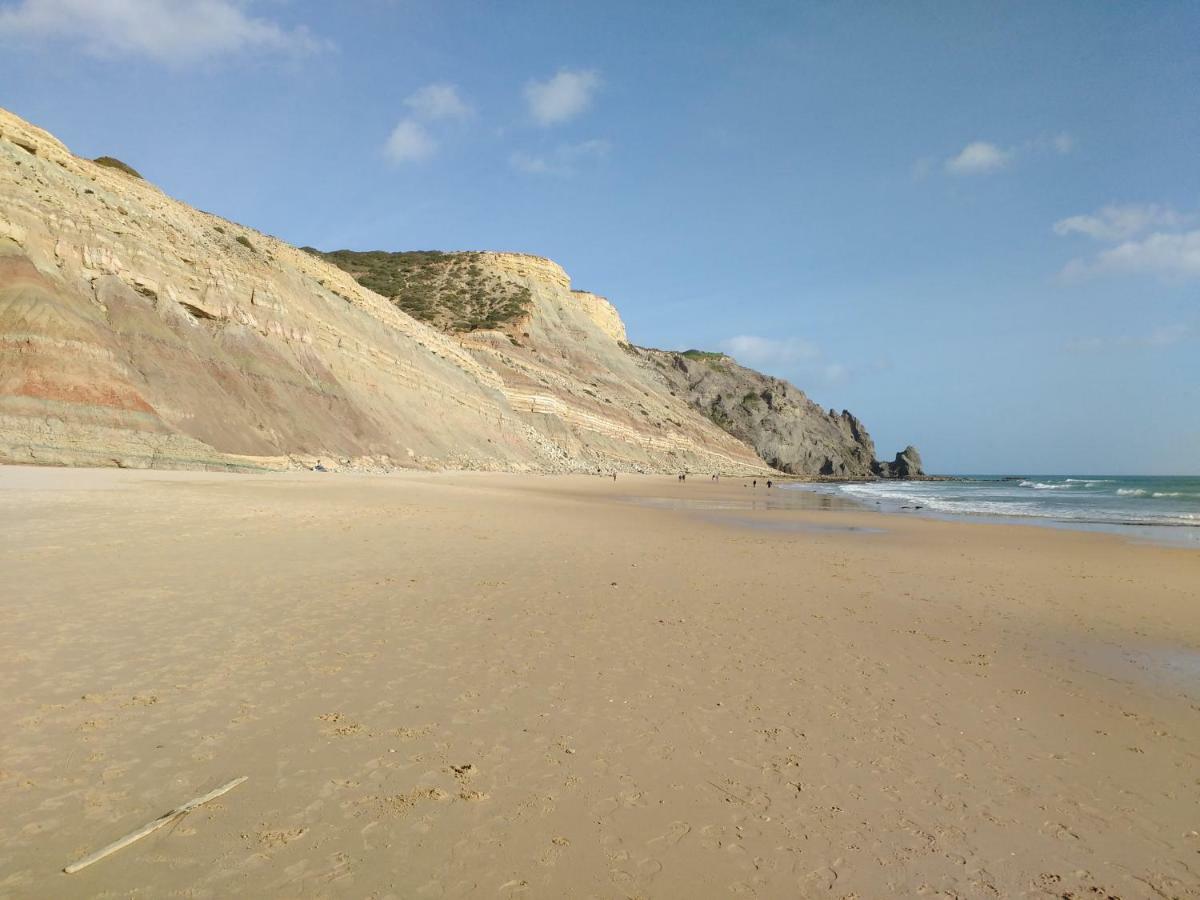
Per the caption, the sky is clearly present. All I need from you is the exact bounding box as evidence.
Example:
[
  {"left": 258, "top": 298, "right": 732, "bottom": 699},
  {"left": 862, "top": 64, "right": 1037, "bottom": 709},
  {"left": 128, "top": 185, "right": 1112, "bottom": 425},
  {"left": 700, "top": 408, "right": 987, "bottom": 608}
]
[{"left": 1, "top": 0, "right": 1197, "bottom": 474}]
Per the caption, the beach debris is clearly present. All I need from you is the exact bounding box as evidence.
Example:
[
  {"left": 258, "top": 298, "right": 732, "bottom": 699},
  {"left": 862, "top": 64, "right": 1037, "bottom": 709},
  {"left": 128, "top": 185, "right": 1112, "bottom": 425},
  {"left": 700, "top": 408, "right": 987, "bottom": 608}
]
[{"left": 63, "top": 776, "right": 248, "bottom": 874}]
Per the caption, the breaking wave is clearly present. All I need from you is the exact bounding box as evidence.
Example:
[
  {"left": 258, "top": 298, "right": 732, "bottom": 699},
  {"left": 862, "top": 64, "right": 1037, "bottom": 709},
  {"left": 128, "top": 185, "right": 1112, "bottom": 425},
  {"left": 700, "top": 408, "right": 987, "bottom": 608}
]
[{"left": 792, "top": 475, "right": 1200, "bottom": 543}]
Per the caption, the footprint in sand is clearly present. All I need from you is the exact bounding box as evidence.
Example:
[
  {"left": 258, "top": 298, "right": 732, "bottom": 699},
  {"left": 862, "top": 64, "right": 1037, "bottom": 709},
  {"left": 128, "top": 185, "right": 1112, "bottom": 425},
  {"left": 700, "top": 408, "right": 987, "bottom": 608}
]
[
  {"left": 647, "top": 820, "right": 692, "bottom": 847},
  {"left": 798, "top": 863, "right": 840, "bottom": 892},
  {"left": 318, "top": 712, "right": 364, "bottom": 737},
  {"left": 256, "top": 826, "right": 308, "bottom": 849},
  {"left": 1039, "top": 821, "right": 1080, "bottom": 841},
  {"left": 450, "top": 763, "right": 477, "bottom": 780},
  {"left": 448, "top": 763, "right": 489, "bottom": 800}
]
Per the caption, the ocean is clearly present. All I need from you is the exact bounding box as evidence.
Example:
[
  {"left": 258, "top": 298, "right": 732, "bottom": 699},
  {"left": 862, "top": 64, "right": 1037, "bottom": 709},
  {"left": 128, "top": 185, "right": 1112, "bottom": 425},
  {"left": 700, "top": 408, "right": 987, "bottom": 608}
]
[{"left": 790, "top": 475, "right": 1200, "bottom": 546}]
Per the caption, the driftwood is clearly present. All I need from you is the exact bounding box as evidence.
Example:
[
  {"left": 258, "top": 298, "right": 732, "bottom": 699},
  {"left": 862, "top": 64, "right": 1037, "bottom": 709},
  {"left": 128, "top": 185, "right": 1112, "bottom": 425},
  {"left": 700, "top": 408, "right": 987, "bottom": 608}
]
[{"left": 63, "top": 776, "right": 248, "bottom": 874}]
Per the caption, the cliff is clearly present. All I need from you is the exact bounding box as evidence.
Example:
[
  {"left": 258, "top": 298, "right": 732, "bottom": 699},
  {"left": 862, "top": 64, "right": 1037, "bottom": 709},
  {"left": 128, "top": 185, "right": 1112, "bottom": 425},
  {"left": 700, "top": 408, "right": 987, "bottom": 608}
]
[
  {"left": 0, "top": 107, "right": 920, "bottom": 476},
  {"left": 315, "top": 250, "right": 922, "bottom": 479},
  {"left": 0, "top": 107, "right": 769, "bottom": 473},
  {"left": 634, "top": 348, "right": 904, "bottom": 477}
]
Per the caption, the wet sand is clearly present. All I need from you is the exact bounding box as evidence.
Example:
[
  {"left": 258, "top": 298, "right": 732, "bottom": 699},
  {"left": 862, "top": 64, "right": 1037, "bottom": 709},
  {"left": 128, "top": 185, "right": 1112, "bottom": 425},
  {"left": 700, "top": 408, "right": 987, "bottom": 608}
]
[{"left": 1, "top": 467, "right": 1198, "bottom": 898}]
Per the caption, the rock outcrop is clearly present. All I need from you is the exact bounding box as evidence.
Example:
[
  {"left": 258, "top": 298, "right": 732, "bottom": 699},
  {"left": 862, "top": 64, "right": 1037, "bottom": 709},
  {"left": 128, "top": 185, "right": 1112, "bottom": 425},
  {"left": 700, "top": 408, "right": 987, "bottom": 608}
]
[
  {"left": 874, "top": 445, "right": 925, "bottom": 478},
  {"left": 0, "top": 106, "right": 922, "bottom": 477},
  {"left": 632, "top": 348, "right": 916, "bottom": 477}
]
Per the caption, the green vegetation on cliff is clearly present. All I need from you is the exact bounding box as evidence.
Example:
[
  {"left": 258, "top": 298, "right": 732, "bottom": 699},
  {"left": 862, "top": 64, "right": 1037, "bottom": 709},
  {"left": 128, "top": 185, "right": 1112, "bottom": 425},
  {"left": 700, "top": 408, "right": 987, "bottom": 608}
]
[
  {"left": 92, "top": 156, "right": 142, "bottom": 179},
  {"left": 307, "top": 248, "right": 532, "bottom": 333}
]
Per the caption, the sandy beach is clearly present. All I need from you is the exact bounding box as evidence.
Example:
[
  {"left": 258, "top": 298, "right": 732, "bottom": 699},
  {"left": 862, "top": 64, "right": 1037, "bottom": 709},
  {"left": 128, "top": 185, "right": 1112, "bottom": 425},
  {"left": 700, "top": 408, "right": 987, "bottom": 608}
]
[{"left": 1, "top": 466, "right": 1197, "bottom": 898}]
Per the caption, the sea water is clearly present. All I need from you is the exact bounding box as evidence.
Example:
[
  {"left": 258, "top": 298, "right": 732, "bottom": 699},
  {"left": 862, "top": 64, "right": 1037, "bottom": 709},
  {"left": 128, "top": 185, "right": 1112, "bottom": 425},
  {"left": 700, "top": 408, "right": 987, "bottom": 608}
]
[{"left": 789, "top": 475, "right": 1200, "bottom": 546}]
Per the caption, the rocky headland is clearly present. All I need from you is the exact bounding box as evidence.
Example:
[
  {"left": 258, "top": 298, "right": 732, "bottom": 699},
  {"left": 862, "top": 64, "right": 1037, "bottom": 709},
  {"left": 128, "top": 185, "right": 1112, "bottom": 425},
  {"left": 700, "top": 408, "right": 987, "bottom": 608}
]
[{"left": 0, "top": 107, "right": 922, "bottom": 477}]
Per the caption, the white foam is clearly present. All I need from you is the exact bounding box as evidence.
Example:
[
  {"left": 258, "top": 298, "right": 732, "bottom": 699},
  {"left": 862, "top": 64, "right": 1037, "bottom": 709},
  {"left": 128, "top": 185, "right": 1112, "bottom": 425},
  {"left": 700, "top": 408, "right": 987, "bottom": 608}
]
[{"left": 812, "top": 479, "right": 1200, "bottom": 532}]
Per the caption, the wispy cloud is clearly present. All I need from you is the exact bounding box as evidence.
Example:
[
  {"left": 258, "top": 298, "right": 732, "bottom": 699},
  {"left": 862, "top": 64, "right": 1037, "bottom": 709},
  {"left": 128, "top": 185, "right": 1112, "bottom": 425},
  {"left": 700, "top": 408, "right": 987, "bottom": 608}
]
[
  {"left": 1055, "top": 204, "right": 1200, "bottom": 281},
  {"left": 0, "top": 0, "right": 327, "bottom": 64},
  {"left": 383, "top": 83, "right": 473, "bottom": 165},
  {"left": 718, "top": 335, "right": 869, "bottom": 385},
  {"left": 510, "top": 139, "right": 611, "bottom": 176},
  {"left": 1051, "top": 132, "right": 1075, "bottom": 154},
  {"left": 404, "top": 83, "right": 472, "bottom": 121},
  {"left": 524, "top": 68, "right": 601, "bottom": 126},
  {"left": 936, "top": 132, "right": 1074, "bottom": 177},
  {"left": 1062, "top": 230, "right": 1200, "bottom": 281},
  {"left": 945, "top": 141, "right": 1012, "bottom": 175},
  {"left": 1053, "top": 204, "right": 1189, "bottom": 242},
  {"left": 721, "top": 335, "right": 821, "bottom": 367},
  {"left": 1066, "top": 323, "right": 1195, "bottom": 352},
  {"left": 384, "top": 120, "right": 435, "bottom": 164}
]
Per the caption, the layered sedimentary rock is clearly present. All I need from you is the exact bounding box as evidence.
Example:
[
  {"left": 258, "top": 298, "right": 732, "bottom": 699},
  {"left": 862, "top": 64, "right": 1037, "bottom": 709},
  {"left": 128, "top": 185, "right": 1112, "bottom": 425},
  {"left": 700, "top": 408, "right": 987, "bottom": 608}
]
[
  {"left": 0, "top": 107, "right": 925, "bottom": 476},
  {"left": 0, "top": 107, "right": 770, "bottom": 473}
]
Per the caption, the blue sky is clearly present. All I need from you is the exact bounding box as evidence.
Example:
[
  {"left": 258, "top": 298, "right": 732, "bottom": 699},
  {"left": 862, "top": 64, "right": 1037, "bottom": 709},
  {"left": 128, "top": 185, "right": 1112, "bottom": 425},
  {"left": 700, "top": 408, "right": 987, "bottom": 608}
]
[{"left": 2, "top": 1, "right": 1197, "bottom": 473}]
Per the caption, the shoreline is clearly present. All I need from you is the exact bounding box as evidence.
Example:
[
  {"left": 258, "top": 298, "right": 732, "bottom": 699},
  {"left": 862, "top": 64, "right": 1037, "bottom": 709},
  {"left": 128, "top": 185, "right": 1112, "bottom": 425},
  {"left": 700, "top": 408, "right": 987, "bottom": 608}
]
[
  {"left": 783, "top": 476, "right": 1200, "bottom": 549},
  {"left": 2, "top": 467, "right": 1198, "bottom": 897}
]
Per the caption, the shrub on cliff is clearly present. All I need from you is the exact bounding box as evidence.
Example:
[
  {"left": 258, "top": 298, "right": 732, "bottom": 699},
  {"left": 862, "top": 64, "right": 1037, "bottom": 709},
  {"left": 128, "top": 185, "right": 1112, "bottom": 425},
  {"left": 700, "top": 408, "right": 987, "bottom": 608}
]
[
  {"left": 93, "top": 156, "right": 143, "bottom": 179},
  {"left": 311, "top": 249, "right": 533, "bottom": 332}
]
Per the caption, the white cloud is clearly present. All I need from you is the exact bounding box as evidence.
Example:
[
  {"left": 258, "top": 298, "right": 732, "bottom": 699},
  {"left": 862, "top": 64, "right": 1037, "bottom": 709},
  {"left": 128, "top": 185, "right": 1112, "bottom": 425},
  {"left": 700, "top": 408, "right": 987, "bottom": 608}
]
[
  {"left": 510, "top": 139, "right": 610, "bottom": 176},
  {"left": 0, "top": 0, "right": 325, "bottom": 64},
  {"left": 931, "top": 132, "right": 1073, "bottom": 178},
  {"left": 384, "top": 119, "right": 435, "bottom": 164},
  {"left": 720, "top": 335, "right": 820, "bottom": 368},
  {"left": 1066, "top": 324, "right": 1194, "bottom": 352},
  {"left": 719, "top": 335, "right": 883, "bottom": 386},
  {"left": 1144, "top": 323, "right": 1193, "bottom": 345},
  {"left": 510, "top": 152, "right": 550, "bottom": 175},
  {"left": 524, "top": 68, "right": 601, "bottom": 126},
  {"left": 405, "top": 83, "right": 471, "bottom": 121},
  {"left": 1053, "top": 204, "right": 1189, "bottom": 242},
  {"left": 944, "top": 141, "right": 1012, "bottom": 175},
  {"left": 1062, "top": 229, "right": 1200, "bottom": 281}
]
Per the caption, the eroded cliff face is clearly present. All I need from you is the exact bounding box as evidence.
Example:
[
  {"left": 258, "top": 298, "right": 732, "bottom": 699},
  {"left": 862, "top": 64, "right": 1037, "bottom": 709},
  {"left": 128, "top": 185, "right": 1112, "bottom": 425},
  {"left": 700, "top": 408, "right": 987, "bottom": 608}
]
[
  {"left": 0, "top": 107, "right": 769, "bottom": 473},
  {"left": 633, "top": 348, "right": 895, "bottom": 476}
]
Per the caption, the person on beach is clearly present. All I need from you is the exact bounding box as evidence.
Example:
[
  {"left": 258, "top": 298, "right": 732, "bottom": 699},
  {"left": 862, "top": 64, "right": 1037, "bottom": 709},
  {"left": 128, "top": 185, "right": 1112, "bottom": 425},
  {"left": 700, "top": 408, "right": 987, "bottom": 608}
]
[
  {"left": 767, "top": 480, "right": 773, "bottom": 488},
  {"left": 753, "top": 479, "right": 757, "bottom": 487}
]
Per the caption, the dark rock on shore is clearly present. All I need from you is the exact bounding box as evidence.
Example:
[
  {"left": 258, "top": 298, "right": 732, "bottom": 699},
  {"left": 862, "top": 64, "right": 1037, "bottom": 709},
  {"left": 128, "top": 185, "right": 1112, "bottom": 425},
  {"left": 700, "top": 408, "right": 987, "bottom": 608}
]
[{"left": 874, "top": 445, "right": 925, "bottom": 478}]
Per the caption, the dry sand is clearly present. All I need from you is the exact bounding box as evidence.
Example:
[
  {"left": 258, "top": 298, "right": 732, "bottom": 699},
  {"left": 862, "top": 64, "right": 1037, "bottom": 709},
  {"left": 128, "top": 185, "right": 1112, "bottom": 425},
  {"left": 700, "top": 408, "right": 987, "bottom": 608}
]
[{"left": 1, "top": 467, "right": 1198, "bottom": 898}]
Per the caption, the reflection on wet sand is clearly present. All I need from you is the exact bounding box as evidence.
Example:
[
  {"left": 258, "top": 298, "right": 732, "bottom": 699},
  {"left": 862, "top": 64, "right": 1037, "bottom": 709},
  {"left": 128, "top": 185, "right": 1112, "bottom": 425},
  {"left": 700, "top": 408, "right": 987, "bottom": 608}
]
[
  {"left": 704, "top": 515, "right": 886, "bottom": 535},
  {"left": 619, "top": 489, "right": 860, "bottom": 514}
]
